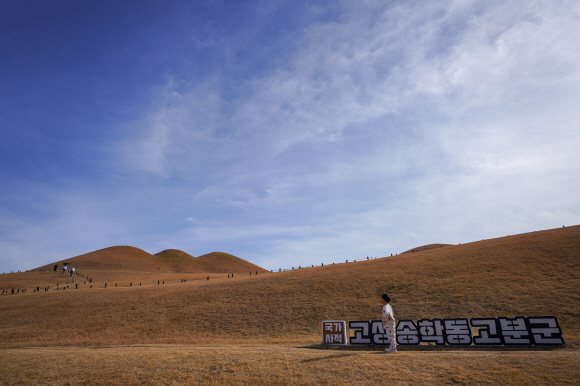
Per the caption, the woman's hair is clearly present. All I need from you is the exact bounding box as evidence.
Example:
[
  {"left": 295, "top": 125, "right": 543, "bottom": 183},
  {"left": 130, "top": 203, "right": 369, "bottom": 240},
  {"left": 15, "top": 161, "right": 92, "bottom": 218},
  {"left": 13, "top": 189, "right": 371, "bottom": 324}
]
[{"left": 382, "top": 294, "right": 391, "bottom": 303}]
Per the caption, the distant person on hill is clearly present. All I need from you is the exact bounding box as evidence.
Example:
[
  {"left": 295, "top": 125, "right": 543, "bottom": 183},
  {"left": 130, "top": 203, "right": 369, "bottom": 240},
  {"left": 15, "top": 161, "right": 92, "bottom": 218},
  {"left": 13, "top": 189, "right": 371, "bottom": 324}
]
[
  {"left": 62, "top": 265, "right": 67, "bottom": 275},
  {"left": 70, "top": 267, "right": 75, "bottom": 277},
  {"left": 381, "top": 294, "right": 397, "bottom": 353},
  {"left": 54, "top": 264, "right": 58, "bottom": 272}
]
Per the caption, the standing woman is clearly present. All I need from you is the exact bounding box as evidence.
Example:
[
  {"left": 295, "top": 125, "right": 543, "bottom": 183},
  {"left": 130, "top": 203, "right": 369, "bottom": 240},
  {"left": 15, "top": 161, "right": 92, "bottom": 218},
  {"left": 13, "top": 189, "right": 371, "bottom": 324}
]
[{"left": 381, "top": 294, "right": 397, "bottom": 353}]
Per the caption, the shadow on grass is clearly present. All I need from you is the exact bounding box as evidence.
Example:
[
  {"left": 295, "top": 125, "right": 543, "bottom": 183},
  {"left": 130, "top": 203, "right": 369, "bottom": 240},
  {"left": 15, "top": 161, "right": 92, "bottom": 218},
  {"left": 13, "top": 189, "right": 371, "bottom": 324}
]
[
  {"left": 300, "top": 353, "right": 359, "bottom": 363},
  {"left": 300, "top": 344, "right": 571, "bottom": 352}
]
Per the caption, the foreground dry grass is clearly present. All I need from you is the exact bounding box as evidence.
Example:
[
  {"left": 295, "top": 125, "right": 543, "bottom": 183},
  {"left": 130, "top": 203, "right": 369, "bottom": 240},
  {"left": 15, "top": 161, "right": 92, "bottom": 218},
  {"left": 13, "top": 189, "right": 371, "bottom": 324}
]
[{"left": 1, "top": 344, "right": 578, "bottom": 385}]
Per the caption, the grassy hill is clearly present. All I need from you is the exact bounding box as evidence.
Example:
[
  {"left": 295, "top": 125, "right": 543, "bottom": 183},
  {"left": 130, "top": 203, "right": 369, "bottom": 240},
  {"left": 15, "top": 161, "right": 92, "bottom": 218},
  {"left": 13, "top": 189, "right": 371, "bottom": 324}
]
[
  {"left": 401, "top": 243, "right": 453, "bottom": 253},
  {"left": 0, "top": 225, "right": 579, "bottom": 349},
  {"left": 31, "top": 246, "right": 267, "bottom": 277},
  {"left": 195, "top": 252, "right": 267, "bottom": 274},
  {"left": 39, "top": 246, "right": 161, "bottom": 272}
]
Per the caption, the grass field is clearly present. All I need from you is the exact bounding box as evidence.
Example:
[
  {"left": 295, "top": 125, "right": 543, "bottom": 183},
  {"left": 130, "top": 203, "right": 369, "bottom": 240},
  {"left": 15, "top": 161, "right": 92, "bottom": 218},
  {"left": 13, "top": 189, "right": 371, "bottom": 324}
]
[
  {"left": 1, "top": 345, "right": 579, "bottom": 385},
  {"left": 1, "top": 225, "right": 579, "bottom": 384}
]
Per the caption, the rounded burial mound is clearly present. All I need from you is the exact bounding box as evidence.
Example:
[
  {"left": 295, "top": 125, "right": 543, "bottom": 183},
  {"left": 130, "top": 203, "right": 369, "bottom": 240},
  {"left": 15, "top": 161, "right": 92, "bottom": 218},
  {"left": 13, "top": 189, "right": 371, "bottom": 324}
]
[
  {"left": 195, "top": 252, "right": 269, "bottom": 273},
  {"left": 153, "top": 249, "right": 206, "bottom": 273},
  {"left": 401, "top": 244, "right": 452, "bottom": 254},
  {"left": 38, "top": 246, "right": 160, "bottom": 272},
  {"left": 35, "top": 247, "right": 269, "bottom": 274},
  {"left": 155, "top": 249, "right": 196, "bottom": 260}
]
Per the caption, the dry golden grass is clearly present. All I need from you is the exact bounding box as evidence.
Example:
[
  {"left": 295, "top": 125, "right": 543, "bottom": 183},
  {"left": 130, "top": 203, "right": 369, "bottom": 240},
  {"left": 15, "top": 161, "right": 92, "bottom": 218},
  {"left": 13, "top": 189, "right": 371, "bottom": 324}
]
[
  {"left": 1, "top": 226, "right": 579, "bottom": 384},
  {"left": 0, "top": 271, "right": 72, "bottom": 293},
  {"left": 0, "top": 268, "right": 252, "bottom": 294},
  {"left": 401, "top": 243, "right": 452, "bottom": 254},
  {"left": 1, "top": 225, "right": 579, "bottom": 347},
  {"left": 31, "top": 246, "right": 267, "bottom": 275},
  {"left": 1, "top": 345, "right": 578, "bottom": 385}
]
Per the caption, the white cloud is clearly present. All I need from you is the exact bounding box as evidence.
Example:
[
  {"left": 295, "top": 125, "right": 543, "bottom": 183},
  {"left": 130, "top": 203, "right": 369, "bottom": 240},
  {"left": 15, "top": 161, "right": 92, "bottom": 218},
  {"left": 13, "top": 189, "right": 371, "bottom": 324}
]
[
  {"left": 111, "top": 0, "right": 580, "bottom": 270},
  {"left": 3, "top": 0, "right": 579, "bottom": 271}
]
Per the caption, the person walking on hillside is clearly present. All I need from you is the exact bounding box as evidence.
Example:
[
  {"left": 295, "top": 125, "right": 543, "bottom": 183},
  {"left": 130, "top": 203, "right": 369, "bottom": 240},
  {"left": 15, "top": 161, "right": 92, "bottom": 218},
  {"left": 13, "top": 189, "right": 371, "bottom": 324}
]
[
  {"left": 62, "top": 265, "right": 67, "bottom": 275},
  {"left": 381, "top": 294, "right": 397, "bottom": 353},
  {"left": 70, "top": 267, "right": 75, "bottom": 278}
]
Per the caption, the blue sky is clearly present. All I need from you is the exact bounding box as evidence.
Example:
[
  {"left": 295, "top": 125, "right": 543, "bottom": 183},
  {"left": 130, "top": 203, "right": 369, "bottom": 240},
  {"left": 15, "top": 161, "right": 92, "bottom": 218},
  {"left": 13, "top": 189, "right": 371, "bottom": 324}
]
[{"left": 1, "top": 0, "right": 579, "bottom": 272}]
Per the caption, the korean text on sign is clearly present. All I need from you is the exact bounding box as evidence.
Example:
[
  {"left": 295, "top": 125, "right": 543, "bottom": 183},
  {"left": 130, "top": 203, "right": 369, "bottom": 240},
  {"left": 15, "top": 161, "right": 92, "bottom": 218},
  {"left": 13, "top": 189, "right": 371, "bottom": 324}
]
[
  {"left": 322, "top": 320, "right": 347, "bottom": 345},
  {"left": 348, "top": 316, "right": 564, "bottom": 346}
]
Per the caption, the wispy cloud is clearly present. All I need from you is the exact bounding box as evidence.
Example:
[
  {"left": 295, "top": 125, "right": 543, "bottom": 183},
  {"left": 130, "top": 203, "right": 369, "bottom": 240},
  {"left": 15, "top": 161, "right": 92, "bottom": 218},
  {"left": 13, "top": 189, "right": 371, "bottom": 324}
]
[
  {"left": 110, "top": 0, "right": 580, "bottom": 268},
  {"left": 2, "top": 0, "right": 579, "bottom": 271}
]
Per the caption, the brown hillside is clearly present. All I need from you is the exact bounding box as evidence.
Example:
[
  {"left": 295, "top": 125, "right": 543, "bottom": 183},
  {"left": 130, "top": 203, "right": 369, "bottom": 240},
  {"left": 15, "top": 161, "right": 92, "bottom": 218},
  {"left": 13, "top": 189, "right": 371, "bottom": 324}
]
[
  {"left": 34, "top": 246, "right": 267, "bottom": 276},
  {"left": 195, "top": 252, "right": 268, "bottom": 274},
  {"left": 155, "top": 249, "right": 196, "bottom": 260},
  {"left": 401, "top": 243, "right": 452, "bottom": 253},
  {"left": 153, "top": 249, "right": 206, "bottom": 273},
  {"left": 1, "top": 225, "right": 579, "bottom": 349},
  {"left": 39, "top": 246, "right": 160, "bottom": 271}
]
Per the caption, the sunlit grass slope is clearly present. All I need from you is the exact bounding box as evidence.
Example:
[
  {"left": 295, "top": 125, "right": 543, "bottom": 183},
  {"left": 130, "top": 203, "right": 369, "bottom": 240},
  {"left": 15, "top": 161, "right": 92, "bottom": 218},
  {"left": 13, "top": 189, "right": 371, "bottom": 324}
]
[
  {"left": 401, "top": 243, "right": 453, "bottom": 253},
  {"left": 0, "top": 225, "right": 578, "bottom": 348},
  {"left": 195, "top": 252, "right": 268, "bottom": 273},
  {"left": 32, "top": 246, "right": 267, "bottom": 275}
]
